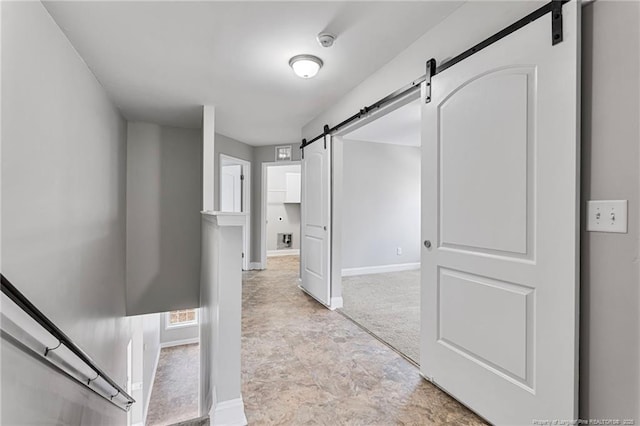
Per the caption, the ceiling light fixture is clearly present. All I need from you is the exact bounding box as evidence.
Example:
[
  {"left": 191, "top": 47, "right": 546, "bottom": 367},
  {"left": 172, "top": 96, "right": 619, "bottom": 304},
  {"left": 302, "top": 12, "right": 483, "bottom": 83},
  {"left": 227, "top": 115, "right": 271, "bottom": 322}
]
[{"left": 289, "top": 54, "right": 323, "bottom": 79}]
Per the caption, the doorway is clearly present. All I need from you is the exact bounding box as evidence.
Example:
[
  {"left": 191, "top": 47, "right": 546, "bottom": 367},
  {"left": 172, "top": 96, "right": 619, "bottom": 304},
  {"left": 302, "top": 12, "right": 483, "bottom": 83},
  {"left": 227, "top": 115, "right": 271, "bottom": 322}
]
[
  {"left": 334, "top": 98, "right": 422, "bottom": 365},
  {"left": 261, "top": 162, "right": 301, "bottom": 271},
  {"left": 219, "top": 154, "right": 251, "bottom": 270}
]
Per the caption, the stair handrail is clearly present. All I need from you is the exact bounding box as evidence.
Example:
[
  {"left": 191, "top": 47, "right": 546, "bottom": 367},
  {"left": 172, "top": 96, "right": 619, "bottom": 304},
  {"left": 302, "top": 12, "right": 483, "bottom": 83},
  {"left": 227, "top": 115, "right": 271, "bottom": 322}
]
[{"left": 0, "top": 273, "right": 136, "bottom": 410}]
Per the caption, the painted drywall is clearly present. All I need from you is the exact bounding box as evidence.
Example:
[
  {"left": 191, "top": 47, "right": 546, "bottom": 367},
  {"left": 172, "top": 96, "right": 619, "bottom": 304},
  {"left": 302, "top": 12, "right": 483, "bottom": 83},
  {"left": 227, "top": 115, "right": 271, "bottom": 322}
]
[
  {"left": 341, "top": 140, "right": 420, "bottom": 270},
  {"left": 266, "top": 165, "right": 301, "bottom": 252},
  {"left": 251, "top": 145, "right": 302, "bottom": 264},
  {"left": 581, "top": 1, "right": 640, "bottom": 421},
  {"left": 199, "top": 214, "right": 245, "bottom": 417},
  {"left": 214, "top": 133, "right": 254, "bottom": 212},
  {"left": 142, "top": 313, "right": 161, "bottom": 422},
  {"left": 159, "top": 312, "right": 199, "bottom": 345},
  {"left": 126, "top": 122, "right": 203, "bottom": 316},
  {"left": 1, "top": 2, "right": 130, "bottom": 423}
]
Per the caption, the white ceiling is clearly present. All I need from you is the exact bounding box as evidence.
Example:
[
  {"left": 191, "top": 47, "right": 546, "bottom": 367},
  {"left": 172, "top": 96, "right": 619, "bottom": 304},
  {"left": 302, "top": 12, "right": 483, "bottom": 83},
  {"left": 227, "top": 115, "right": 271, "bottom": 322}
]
[
  {"left": 343, "top": 98, "right": 421, "bottom": 147},
  {"left": 43, "top": 1, "right": 462, "bottom": 146}
]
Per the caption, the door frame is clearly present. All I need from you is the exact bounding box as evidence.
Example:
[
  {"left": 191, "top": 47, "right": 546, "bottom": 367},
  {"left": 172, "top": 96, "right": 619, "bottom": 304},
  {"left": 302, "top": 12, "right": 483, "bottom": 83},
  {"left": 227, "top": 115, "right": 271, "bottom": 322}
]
[
  {"left": 260, "top": 161, "right": 302, "bottom": 269},
  {"left": 219, "top": 154, "right": 251, "bottom": 270},
  {"left": 328, "top": 91, "right": 421, "bottom": 310}
]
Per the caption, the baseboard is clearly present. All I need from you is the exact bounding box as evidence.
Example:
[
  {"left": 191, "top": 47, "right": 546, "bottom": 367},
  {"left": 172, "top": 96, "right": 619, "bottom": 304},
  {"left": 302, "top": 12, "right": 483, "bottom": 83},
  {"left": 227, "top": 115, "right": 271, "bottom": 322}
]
[
  {"left": 298, "top": 285, "right": 333, "bottom": 311},
  {"left": 248, "top": 262, "right": 264, "bottom": 270},
  {"left": 160, "top": 337, "right": 200, "bottom": 349},
  {"left": 267, "top": 249, "right": 300, "bottom": 257},
  {"left": 329, "top": 296, "right": 343, "bottom": 311},
  {"left": 210, "top": 397, "right": 247, "bottom": 426},
  {"left": 144, "top": 346, "right": 161, "bottom": 424},
  {"left": 341, "top": 262, "right": 420, "bottom": 277}
]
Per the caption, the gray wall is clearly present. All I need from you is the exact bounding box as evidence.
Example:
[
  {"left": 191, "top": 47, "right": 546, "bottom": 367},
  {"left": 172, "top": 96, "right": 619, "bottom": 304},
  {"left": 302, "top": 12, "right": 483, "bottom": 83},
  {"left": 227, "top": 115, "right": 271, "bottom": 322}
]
[
  {"left": 1, "top": 2, "right": 130, "bottom": 423},
  {"left": 199, "top": 215, "right": 244, "bottom": 412},
  {"left": 266, "top": 165, "right": 301, "bottom": 251},
  {"left": 251, "top": 145, "right": 302, "bottom": 263},
  {"left": 341, "top": 140, "right": 420, "bottom": 270},
  {"left": 580, "top": 1, "right": 640, "bottom": 421},
  {"left": 126, "top": 122, "right": 203, "bottom": 315},
  {"left": 214, "top": 133, "right": 254, "bottom": 212}
]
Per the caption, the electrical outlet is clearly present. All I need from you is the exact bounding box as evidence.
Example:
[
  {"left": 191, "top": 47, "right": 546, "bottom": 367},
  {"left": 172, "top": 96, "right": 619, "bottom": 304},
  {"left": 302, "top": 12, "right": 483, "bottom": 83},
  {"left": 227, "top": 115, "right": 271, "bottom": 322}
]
[
  {"left": 587, "top": 200, "right": 628, "bottom": 233},
  {"left": 396, "top": 247, "right": 402, "bottom": 255}
]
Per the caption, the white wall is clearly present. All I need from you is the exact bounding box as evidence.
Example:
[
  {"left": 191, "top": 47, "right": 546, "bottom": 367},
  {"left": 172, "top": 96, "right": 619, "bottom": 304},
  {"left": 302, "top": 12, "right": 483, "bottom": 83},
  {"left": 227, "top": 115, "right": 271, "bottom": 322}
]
[
  {"left": 341, "top": 140, "right": 420, "bottom": 270},
  {"left": 126, "top": 122, "right": 203, "bottom": 316},
  {"left": 581, "top": 1, "right": 640, "bottom": 421},
  {"left": 1, "top": 2, "right": 130, "bottom": 423},
  {"left": 266, "top": 165, "right": 301, "bottom": 252}
]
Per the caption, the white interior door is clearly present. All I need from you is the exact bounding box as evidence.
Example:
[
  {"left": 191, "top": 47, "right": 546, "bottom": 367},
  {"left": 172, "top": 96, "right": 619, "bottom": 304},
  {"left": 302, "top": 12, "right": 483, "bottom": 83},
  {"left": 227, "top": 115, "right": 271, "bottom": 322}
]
[
  {"left": 421, "top": 3, "right": 579, "bottom": 424},
  {"left": 221, "top": 164, "right": 242, "bottom": 213},
  {"left": 301, "top": 136, "right": 331, "bottom": 306}
]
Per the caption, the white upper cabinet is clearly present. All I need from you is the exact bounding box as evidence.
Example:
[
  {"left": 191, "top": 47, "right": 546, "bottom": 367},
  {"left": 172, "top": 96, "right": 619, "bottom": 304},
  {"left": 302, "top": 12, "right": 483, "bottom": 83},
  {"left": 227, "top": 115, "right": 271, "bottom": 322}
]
[{"left": 284, "top": 172, "right": 301, "bottom": 203}]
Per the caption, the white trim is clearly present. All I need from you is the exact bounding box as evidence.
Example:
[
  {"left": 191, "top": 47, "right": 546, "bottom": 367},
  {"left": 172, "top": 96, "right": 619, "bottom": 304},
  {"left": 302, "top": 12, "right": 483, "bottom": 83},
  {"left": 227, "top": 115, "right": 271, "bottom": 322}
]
[
  {"left": 267, "top": 249, "right": 300, "bottom": 257},
  {"left": 329, "top": 297, "right": 343, "bottom": 311},
  {"left": 341, "top": 262, "right": 420, "bottom": 277},
  {"left": 143, "top": 347, "right": 161, "bottom": 425},
  {"left": 260, "top": 161, "right": 302, "bottom": 268},
  {"left": 165, "top": 310, "right": 199, "bottom": 330},
  {"left": 210, "top": 397, "right": 247, "bottom": 426},
  {"left": 248, "top": 262, "right": 264, "bottom": 270},
  {"left": 219, "top": 154, "right": 251, "bottom": 270},
  {"left": 160, "top": 337, "right": 200, "bottom": 349}
]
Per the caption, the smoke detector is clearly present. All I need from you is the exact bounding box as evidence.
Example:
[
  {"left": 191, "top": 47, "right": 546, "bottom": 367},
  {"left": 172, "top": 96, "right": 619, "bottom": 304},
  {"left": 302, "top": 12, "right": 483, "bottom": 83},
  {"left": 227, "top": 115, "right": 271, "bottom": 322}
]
[{"left": 317, "top": 32, "right": 336, "bottom": 48}]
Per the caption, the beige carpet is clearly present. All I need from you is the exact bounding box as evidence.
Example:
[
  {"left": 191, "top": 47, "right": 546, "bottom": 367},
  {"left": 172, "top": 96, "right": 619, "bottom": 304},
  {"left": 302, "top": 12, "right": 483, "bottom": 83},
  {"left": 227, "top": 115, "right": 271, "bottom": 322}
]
[{"left": 339, "top": 269, "right": 420, "bottom": 365}]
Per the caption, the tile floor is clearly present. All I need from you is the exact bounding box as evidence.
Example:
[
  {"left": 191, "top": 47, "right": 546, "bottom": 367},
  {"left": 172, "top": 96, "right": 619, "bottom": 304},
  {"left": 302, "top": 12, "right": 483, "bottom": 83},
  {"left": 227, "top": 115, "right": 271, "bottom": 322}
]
[
  {"left": 241, "top": 256, "right": 486, "bottom": 425},
  {"left": 146, "top": 344, "right": 200, "bottom": 426}
]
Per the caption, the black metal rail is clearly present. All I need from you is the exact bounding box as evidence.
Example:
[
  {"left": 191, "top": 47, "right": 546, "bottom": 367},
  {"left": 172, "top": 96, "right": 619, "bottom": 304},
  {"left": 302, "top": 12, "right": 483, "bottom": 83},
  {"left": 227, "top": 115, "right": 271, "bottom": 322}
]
[
  {"left": 1, "top": 273, "right": 135, "bottom": 410},
  {"left": 300, "top": 0, "right": 569, "bottom": 151}
]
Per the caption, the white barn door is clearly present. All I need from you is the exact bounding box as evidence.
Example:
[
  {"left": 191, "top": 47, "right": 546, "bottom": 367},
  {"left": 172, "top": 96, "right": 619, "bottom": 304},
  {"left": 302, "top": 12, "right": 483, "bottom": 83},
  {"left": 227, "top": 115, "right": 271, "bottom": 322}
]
[
  {"left": 421, "top": 2, "right": 579, "bottom": 424},
  {"left": 300, "top": 136, "right": 331, "bottom": 306}
]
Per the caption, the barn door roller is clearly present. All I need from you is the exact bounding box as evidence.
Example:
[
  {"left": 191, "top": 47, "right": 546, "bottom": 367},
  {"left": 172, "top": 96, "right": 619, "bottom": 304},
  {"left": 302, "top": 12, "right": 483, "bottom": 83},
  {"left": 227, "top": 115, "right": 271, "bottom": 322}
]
[
  {"left": 424, "top": 58, "right": 436, "bottom": 104},
  {"left": 551, "top": 0, "right": 564, "bottom": 45}
]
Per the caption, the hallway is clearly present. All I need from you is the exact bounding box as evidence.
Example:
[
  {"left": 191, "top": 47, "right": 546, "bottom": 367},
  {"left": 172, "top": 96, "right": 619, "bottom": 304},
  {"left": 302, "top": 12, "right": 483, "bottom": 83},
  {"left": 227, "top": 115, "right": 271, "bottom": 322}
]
[{"left": 241, "top": 256, "right": 485, "bottom": 425}]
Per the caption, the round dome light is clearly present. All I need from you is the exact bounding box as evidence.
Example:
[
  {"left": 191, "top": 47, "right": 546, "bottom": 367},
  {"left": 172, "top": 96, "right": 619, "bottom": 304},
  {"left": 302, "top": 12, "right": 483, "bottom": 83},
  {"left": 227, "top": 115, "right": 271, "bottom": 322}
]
[{"left": 289, "top": 54, "right": 323, "bottom": 79}]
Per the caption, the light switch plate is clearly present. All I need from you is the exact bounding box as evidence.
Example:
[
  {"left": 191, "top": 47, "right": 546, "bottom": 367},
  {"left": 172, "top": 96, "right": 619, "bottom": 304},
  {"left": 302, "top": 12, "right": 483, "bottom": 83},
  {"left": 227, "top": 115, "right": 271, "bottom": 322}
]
[{"left": 586, "top": 200, "right": 628, "bottom": 233}]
